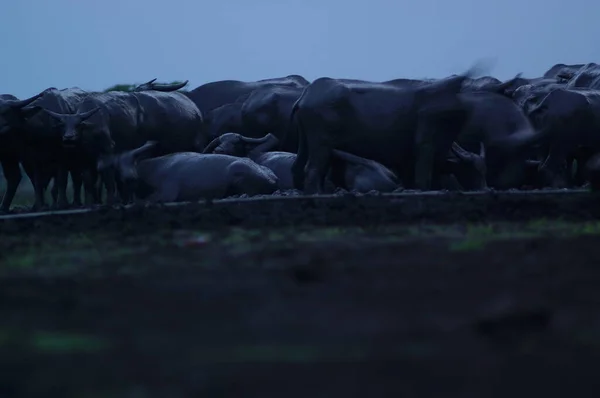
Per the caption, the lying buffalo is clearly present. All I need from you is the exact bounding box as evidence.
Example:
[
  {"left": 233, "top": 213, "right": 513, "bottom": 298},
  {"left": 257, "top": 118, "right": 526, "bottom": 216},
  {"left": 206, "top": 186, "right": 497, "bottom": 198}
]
[
  {"left": 41, "top": 90, "right": 207, "bottom": 204},
  {"left": 203, "top": 132, "right": 401, "bottom": 193},
  {"left": 98, "top": 141, "right": 279, "bottom": 202}
]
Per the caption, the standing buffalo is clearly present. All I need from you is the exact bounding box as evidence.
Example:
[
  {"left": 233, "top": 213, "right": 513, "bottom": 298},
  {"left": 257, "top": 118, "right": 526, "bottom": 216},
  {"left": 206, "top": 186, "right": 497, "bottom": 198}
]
[
  {"left": 99, "top": 141, "right": 279, "bottom": 202},
  {"left": 185, "top": 75, "right": 310, "bottom": 115},
  {"left": 205, "top": 85, "right": 305, "bottom": 152},
  {"left": 526, "top": 88, "right": 600, "bottom": 187},
  {"left": 543, "top": 63, "right": 586, "bottom": 80},
  {"left": 563, "top": 63, "right": 600, "bottom": 89},
  {"left": 16, "top": 87, "right": 92, "bottom": 209},
  {"left": 290, "top": 69, "right": 484, "bottom": 194},
  {"left": 41, "top": 90, "right": 207, "bottom": 204},
  {"left": 0, "top": 91, "right": 48, "bottom": 211},
  {"left": 452, "top": 91, "right": 541, "bottom": 189}
]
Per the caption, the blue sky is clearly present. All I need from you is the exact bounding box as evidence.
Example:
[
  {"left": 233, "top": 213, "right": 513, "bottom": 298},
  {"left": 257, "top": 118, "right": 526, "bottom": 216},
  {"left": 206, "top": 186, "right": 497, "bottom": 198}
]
[{"left": 2, "top": 0, "right": 598, "bottom": 98}]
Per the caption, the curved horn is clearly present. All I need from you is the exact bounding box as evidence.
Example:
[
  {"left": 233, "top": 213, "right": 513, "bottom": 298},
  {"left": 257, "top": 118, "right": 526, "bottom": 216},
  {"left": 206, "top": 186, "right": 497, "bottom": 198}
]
[
  {"left": 491, "top": 73, "right": 523, "bottom": 94},
  {"left": 10, "top": 91, "right": 46, "bottom": 109},
  {"left": 130, "top": 140, "right": 158, "bottom": 160},
  {"left": 151, "top": 80, "right": 189, "bottom": 92},
  {"left": 240, "top": 133, "right": 276, "bottom": 144},
  {"left": 525, "top": 159, "right": 542, "bottom": 167},
  {"left": 43, "top": 108, "right": 68, "bottom": 121},
  {"left": 450, "top": 142, "right": 475, "bottom": 162},
  {"left": 133, "top": 78, "right": 157, "bottom": 92},
  {"left": 78, "top": 107, "right": 101, "bottom": 122},
  {"left": 557, "top": 72, "right": 573, "bottom": 80},
  {"left": 202, "top": 136, "right": 223, "bottom": 154}
]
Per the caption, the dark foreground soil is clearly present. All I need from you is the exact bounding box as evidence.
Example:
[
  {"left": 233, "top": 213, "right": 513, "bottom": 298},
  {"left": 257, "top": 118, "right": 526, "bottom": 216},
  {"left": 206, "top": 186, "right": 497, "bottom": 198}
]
[{"left": 2, "top": 219, "right": 600, "bottom": 398}]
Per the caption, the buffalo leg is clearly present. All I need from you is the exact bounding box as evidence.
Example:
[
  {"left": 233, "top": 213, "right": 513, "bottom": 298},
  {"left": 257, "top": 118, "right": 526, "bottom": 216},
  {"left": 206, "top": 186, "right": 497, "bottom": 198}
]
[
  {"left": 291, "top": 122, "right": 308, "bottom": 190},
  {"left": 101, "top": 169, "right": 117, "bottom": 205},
  {"left": 95, "top": 177, "right": 103, "bottom": 204},
  {"left": 414, "top": 140, "right": 435, "bottom": 191},
  {"left": 304, "top": 135, "right": 331, "bottom": 194},
  {"left": 55, "top": 165, "right": 70, "bottom": 209},
  {"left": 50, "top": 179, "right": 58, "bottom": 208},
  {"left": 414, "top": 119, "right": 439, "bottom": 191},
  {"left": 71, "top": 170, "right": 83, "bottom": 207},
  {"left": 82, "top": 170, "right": 97, "bottom": 207},
  {"left": 0, "top": 159, "right": 22, "bottom": 212},
  {"left": 115, "top": 176, "right": 132, "bottom": 204},
  {"left": 32, "top": 167, "right": 47, "bottom": 211}
]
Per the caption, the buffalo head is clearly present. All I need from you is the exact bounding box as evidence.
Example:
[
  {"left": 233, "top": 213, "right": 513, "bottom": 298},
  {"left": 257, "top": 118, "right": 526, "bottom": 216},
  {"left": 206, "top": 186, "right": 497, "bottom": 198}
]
[
  {"left": 0, "top": 91, "right": 47, "bottom": 135},
  {"left": 97, "top": 141, "right": 158, "bottom": 181},
  {"left": 202, "top": 133, "right": 279, "bottom": 157},
  {"left": 447, "top": 142, "right": 488, "bottom": 190},
  {"left": 42, "top": 107, "right": 101, "bottom": 147}
]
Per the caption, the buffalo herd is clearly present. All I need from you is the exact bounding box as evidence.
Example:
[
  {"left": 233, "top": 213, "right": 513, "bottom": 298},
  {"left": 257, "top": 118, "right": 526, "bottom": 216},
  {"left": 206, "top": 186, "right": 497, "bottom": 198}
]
[{"left": 2, "top": 62, "right": 600, "bottom": 212}]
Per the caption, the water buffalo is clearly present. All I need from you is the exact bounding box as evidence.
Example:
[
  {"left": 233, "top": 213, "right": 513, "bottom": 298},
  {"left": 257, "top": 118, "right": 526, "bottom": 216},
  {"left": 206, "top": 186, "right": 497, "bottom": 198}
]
[
  {"left": 585, "top": 152, "right": 600, "bottom": 191},
  {"left": 41, "top": 90, "right": 207, "bottom": 205},
  {"left": 526, "top": 88, "right": 600, "bottom": 188},
  {"left": 133, "top": 78, "right": 189, "bottom": 92},
  {"left": 16, "top": 88, "right": 93, "bottom": 209},
  {"left": 204, "top": 100, "right": 245, "bottom": 140},
  {"left": 460, "top": 74, "right": 525, "bottom": 95},
  {"left": 543, "top": 63, "right": 586, "bottom": 80},
  {"left": 203, "top": 132, "right": 401, "bottom": 192},
  {"left": 98, "top": 141, "right": 279, "bottom": 202},
  {"left": 290, "top": 67, "right": 487, "bottom": 194},
  {"left": 563, "top": 63, "right": 600, "bottom": 89},
  {"left": 452, "top": 91, "right": 541, "bottom": 189},
  {"left": 442, "top": 142, "right": 488, "bottom": 190},
  {"left": 185, "top": 75, "right": 310, "bottom": 115},
  {"left": 0, "top": 91, "right": 49, "bottom": 211}
]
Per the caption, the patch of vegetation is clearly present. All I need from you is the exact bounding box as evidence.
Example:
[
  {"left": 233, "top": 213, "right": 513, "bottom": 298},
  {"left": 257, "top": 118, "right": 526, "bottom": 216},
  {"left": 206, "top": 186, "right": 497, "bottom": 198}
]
[
  {"left": 31, "top": 331, "right": 111, "bottom": 353},
  {"left": 3, "top": 220, "right": 600, "bottom": 278}
]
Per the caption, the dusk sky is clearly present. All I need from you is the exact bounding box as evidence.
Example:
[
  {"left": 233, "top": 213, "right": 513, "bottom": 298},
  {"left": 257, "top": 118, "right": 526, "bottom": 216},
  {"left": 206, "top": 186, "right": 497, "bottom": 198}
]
[{"left": 2, "top": 0, "right": 598, "bottom": 98}]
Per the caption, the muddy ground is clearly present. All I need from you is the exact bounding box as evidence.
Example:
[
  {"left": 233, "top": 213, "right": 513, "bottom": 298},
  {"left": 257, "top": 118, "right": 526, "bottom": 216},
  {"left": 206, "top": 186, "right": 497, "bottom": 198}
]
[{"left": 2, "top": 187, "right": 600, "bottom": 397}]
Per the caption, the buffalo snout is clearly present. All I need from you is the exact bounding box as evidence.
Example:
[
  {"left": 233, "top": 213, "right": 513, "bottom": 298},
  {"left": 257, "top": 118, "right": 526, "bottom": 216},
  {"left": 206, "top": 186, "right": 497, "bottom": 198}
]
[{"left": 62, "top": 133, "right": 79, "bottom": 146}]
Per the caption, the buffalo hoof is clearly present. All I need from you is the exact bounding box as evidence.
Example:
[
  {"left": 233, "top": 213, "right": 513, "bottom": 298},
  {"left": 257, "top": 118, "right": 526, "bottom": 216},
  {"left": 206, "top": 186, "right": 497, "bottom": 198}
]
[
  {"left": 31, "top": 204, "right": 48, "bottom": 213},
  {"left": 55, "top": 200, "right": 70, "bottom": 210}
]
